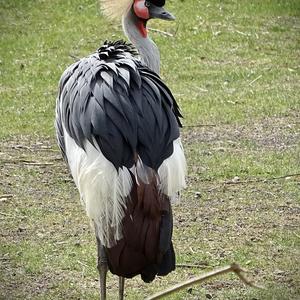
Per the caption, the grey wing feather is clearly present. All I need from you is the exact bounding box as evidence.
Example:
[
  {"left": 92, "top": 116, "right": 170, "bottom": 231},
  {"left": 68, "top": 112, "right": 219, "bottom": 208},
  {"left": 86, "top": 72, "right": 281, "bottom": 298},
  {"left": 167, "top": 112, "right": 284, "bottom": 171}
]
[{"left": 56, "top": 41, "right": 182, "bottom": 170}]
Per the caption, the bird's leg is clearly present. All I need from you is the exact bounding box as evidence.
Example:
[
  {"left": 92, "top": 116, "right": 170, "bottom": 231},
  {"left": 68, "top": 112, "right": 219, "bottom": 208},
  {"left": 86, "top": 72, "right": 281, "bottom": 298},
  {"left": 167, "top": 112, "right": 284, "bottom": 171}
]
[
  {"left": 96, "top": 236, "right": 108, "bottom": 300},
  {"left": 119, "top": 276, "right": 125, "bottom": 300}
]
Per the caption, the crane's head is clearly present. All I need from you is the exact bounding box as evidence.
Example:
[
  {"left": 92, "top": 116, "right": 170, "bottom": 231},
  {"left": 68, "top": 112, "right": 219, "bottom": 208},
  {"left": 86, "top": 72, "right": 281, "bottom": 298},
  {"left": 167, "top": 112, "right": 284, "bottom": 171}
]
[
  {"left": 100, "top": 0, "right": 175, "bottom": 22},
  {"left": 133, "top": 0, "right": 175, "bottom": 21},
  {"left": 132, "top": 0, "right": 175, "bottom": 37}
]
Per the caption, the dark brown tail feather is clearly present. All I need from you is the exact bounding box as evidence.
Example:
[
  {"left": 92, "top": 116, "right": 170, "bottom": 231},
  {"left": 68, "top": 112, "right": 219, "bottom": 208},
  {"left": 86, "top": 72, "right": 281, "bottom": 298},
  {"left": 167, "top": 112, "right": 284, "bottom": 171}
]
[{"left": 105, "top": 175, "right": 175, "bottom": 282}]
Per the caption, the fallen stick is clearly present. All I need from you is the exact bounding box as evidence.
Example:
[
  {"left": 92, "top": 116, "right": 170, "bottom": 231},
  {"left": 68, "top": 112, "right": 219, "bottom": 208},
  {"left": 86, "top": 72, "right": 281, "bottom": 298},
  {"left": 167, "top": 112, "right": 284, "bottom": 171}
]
[
  {"left": 146, "top": 263, "right": 262, "bottom": 300},
  {"left": 249, "top": 75, "right": 262, "bottom": 86},
  {"left": 0, "top": 194, "right": 13, "bottom": 199},
  {"left": 1, "top": 159, "right": 54, "bottom": 166},
  {"left": 69, "top": 54, "right": 80, "bottom": 61},
  {"left": 24, "top": 161, "right": 54, "bottom": 166},
  {"left": 148, "top": 28, "right": 174, "bottom": 37},
  {"left": 176, "top": 263, "right": 209, "bottom": 269},
  {"left": 183, "top": 124, "right": 217, "bottom": 128}
]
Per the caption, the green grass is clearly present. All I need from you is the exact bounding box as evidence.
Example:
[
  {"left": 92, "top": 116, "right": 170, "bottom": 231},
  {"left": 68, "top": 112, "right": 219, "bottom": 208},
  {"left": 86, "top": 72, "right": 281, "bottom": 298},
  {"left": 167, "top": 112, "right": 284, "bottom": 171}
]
[{"left": 1, "top": 0, "right": 300, "bottom": 299}]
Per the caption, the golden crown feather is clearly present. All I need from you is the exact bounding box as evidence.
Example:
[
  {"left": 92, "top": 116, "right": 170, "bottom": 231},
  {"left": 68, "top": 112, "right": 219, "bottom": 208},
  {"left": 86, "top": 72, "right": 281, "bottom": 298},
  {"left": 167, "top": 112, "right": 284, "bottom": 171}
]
[{"left": 100, "top": 0, "right": 134, "bottom": 19}]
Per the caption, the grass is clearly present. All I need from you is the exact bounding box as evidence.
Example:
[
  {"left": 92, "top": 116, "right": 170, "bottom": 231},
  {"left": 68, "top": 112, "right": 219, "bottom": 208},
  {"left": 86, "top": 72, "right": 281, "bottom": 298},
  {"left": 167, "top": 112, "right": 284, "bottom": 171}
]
[{"left": 0, "top": 0, "right": 299, "bottom": 299}]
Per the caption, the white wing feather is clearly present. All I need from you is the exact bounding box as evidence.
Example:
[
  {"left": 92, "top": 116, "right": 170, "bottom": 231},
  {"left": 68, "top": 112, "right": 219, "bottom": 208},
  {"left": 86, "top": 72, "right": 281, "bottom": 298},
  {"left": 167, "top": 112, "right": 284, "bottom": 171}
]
[
  {"left": 158, "top": 138, "right": 187, "bottom": 203},
  {"left": 63, "top": 127, "right": 186, "bottom": 248},
  {"left": 63, "top": 127, "right": 132, "bottom": 247}
]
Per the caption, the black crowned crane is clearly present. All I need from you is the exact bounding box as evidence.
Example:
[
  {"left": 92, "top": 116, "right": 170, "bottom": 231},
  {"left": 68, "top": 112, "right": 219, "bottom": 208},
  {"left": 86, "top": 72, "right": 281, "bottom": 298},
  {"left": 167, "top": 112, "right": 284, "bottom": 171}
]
[{"left": 55, "top": 0, "right": 186, "bottom": 299}]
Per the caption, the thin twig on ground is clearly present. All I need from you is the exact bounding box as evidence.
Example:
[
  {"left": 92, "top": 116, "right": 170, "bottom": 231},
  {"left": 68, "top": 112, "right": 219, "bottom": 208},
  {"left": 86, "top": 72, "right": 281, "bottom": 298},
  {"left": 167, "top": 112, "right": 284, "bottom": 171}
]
[
  {"left": 69, "top": 54, "right": 80, "bottom": 61},
  {"left": 0, "top": 194, "right": 13, "bottom": 200},
  {"left": 235, "top": 30, "right": 251, "bottom": 36},
  {"left": 249, "top": 75, "right": 262, "bottom": 86},
  {"left": 77, "top": 260, "right": 89, "bottom": 268},
  {"left": 183, "top": 124, "right": 217, "bottom": 128},
  {"left": 148, "top": 28, "right": 174, "bottom": 37},
  {"left": 11, "top": 145, "right": 32, "bottom": 151},
  {"left": 146, "top": 263, "right": 263, "bottom": 300},
  {"left": 24, "top": 162, "right": 54, "bottom": 166},
  {"left": 11, "top": 144, "right": 59, "bottom": 152},
  {"left": 1, "top": 159, "right": 55, "bottom": 166},
  {"left": 176, "top": 263, "right": 209, "bottom": 269},
  {"left": 56, "top": 241, "right": 68, "bottom": 245},
  {"left": 293, "top": 233, "right": 300, "bottom": 239}
]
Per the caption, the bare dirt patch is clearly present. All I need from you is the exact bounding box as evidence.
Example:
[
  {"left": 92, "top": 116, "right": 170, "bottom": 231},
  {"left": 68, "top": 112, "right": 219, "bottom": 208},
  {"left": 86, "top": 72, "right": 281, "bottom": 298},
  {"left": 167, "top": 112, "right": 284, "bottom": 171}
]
[{"left": 183, "top": 114, "right": 300, "bottom": 151}]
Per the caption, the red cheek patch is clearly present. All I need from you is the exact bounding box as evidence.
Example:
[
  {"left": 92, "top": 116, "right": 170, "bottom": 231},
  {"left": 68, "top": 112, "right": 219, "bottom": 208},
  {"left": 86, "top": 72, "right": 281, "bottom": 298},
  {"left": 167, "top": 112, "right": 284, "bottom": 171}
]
[{"left": 134, "top": 0, "right": 150, "bottom": 20}]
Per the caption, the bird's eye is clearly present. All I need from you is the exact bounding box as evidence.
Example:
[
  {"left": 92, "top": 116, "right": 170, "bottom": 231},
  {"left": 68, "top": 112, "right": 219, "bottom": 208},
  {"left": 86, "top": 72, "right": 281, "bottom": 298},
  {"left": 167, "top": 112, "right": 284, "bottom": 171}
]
[{"left": 145, "top": 1, "right": 150, "bottom": 8}]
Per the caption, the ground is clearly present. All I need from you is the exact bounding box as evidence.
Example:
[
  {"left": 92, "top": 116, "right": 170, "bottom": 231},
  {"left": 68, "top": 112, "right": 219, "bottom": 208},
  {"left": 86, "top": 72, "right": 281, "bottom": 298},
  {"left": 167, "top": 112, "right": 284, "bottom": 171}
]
[{"left": 0, "top": 0, "right": 299, "bottom": 299}]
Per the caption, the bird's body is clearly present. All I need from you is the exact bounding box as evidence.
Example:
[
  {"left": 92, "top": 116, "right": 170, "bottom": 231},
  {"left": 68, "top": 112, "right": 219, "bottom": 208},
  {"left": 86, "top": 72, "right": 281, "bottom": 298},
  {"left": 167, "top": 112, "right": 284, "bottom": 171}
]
[{"left": 55, "top": 0, "right": 186, "bottom": 298}]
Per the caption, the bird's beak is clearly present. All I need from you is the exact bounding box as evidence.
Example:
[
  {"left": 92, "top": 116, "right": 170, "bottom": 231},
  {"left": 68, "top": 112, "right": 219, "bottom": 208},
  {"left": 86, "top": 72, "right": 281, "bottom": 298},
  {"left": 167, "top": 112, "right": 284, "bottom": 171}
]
[{"left": 148, "top": 5, "right": 176, "bottom": 21}]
